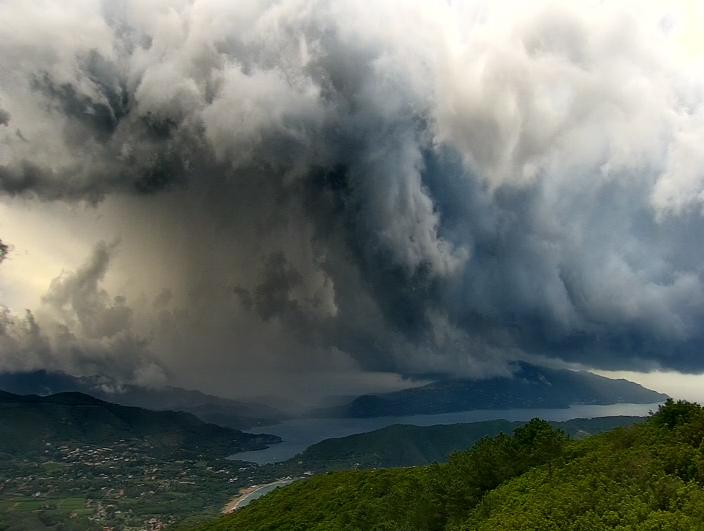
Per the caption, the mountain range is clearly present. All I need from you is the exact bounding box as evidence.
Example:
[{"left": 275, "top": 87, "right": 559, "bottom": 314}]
[
  {"left": 0, "top": 390, "right": 280, "bottom": 458},
  {"left": 0, "top": 364, "right": 668, "bottom": 432},
  {"left": 0, "top": 370, "right": 286, "bottom": 429}
]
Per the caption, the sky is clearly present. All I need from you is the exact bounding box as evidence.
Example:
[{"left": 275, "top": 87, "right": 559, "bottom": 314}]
[{"left": 2, "top": 0, "right": 704, "bottom": 403}]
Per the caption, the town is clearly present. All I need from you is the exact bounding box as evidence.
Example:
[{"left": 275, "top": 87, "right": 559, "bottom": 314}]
[{"left": 0, "top": 439, "right": 284, "bottom": 530}]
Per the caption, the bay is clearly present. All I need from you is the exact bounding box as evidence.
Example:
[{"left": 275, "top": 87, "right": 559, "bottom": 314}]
[{"left": 230, "top": 402, "right": 662, "bottom": 464}]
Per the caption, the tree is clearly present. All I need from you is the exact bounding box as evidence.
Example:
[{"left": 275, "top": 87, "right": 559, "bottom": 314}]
[
  {"left": 513, "top": 419, "right": 568, "bottom": 472},
  {"left": 653, "top": 399, "right": 703, "bottom": 429}
]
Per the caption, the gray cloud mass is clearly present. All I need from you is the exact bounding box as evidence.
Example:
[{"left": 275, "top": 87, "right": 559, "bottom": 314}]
[{"left": 2, "top": 1, "right": 704, "bottom": 398}]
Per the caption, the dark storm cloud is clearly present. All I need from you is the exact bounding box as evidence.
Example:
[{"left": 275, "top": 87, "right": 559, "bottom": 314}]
[
  {"left": 2, "top": 0, "right": 704, "bottom": 389},
  {"left": 234, "top": 252, "right": 306, "bottom": 322}
]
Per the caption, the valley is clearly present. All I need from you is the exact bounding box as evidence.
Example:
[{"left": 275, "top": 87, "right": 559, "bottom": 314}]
[
  {"left": 0, "top": 387, "right": 660, "bottom": 529},
  {"left": 0, "top": 371, "right": 672, "bottom": 529}
]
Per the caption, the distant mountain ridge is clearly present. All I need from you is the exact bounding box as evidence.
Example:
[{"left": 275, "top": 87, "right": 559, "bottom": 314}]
[
  {"left": 319, "top": 363, "right": 667, "bottom": 418},
  {"left": 0, "top": 390, "right": 280, "bottom": 457},
  {"left": 0, "top": 370, "right": 286, "bottom": 429}
]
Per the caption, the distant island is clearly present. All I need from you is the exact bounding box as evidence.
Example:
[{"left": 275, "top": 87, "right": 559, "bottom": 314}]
[{"left": 319, "top": 363, "right": 667, "bottom": 418}]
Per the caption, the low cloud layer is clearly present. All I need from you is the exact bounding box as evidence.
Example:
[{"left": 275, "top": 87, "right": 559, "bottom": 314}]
[{"left": 2, "top": 1, "right": 704, "bottom": 398}]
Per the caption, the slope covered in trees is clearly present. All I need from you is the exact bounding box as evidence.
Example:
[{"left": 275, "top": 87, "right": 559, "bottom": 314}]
[
  {"left": 0, "top": 370, "right": 287, "bottom": 429},
  {"left": 0, "top": 390, "right": 279, "bottom": 458},
  {"left": 288, "top": 416, "right": 642, "bottom": 471},
  {"left": 196, "top": 400, "right": 704, "bottom": 530}
]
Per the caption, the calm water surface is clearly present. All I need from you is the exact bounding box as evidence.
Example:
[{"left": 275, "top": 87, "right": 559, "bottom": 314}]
[{"left": 230, "top": 402, "right": 662, "bottom": 464}]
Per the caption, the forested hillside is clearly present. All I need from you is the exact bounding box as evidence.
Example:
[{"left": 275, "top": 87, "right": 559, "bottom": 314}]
[
  {"left": 289, "top": 416, "right": 642, "bottom": 471},
  {"left": 0, "top": 390, "right": 279, "bottom": 457},
  {"left": 196, "top": 400, "right": 704, "bottom": 530}
]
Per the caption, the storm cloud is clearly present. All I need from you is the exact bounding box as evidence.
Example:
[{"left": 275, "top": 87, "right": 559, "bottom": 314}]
[
  {"left": 0, "top": 241, "right": 165, "bottom": 387},
  {"left": 2, "top": 1, "right": 704, "bottom": 399}
]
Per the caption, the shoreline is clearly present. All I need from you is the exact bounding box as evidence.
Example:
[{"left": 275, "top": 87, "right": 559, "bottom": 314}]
[{"left": 222, "top": 479, "right": 295, "bottom": 513}]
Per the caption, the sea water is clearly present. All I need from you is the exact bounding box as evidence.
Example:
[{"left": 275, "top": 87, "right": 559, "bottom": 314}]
[{"left": 229, "top": 402, "right": 662, "bottom": 464}]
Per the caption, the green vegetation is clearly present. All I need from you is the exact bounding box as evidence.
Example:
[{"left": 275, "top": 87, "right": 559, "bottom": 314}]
[
  {"left": 0, "top": 390, "right": 279, "bottom": 458},
  {"left": 0, "top": 387, "right": 672, "bottom": 530},
  {"left": 0, "top": 440, "right": 282, "bottom": 530},
  {"left": 0, "top": 414, "right": 631, "bottom": 529},
  {"left": 285, "top": 416, "right": 642, "bottom": 471},
  {"left": 0, "top": 390, "right": 283, "bottom": 529},
  {"left": 196, "top": 400, "right": 704, "bottom": 530}
]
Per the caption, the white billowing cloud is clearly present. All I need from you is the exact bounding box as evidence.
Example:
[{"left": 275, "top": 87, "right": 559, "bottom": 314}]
[
  {"left": 433, "top": 3, "right": 674, "bottom": 191},
  {"left": 651, "top": 113, "right": 704, "bottom": 216},
  {"left": 201, "top": 66, "right": 325, "bottom": 167}
]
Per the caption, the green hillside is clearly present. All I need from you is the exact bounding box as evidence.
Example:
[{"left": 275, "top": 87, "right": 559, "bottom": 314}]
[
  {"left": 290, "top": 416, "right": 642, "bottom": 470},
  {"left": 195, "top": 400, "right": 704, "bottom": 530},
  {"left": 0, "top": 390, "right": 279, "bottom": 457}
]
